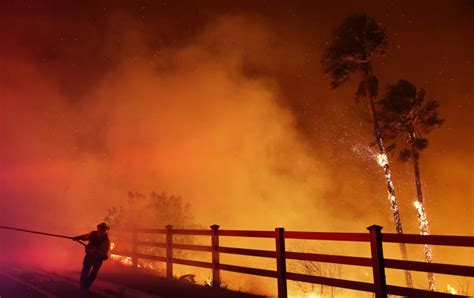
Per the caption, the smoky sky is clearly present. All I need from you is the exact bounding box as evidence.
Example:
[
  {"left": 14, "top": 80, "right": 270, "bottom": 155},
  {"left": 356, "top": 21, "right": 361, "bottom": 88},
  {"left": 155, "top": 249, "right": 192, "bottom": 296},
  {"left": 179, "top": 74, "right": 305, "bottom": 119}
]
[{"left": 1, "top": 0, "right": 473, "bottom": 241}]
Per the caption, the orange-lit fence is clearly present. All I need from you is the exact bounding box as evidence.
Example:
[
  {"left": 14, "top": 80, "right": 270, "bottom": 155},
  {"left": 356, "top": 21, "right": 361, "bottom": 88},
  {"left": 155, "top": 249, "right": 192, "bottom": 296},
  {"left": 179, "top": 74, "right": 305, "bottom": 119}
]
[{"left": 112, "top": 225, "right": 474, "bottom": 298}]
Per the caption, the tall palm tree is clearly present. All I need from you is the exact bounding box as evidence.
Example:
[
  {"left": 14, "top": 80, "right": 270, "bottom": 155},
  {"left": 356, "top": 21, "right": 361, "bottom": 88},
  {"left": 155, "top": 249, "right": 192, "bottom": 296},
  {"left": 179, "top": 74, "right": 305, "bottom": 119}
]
[
  {"left": 377, "top": 80, "right": 444, "bottom": 291},
  {"left": 322, "top": 13, "right": 413, "bottom": 287}
]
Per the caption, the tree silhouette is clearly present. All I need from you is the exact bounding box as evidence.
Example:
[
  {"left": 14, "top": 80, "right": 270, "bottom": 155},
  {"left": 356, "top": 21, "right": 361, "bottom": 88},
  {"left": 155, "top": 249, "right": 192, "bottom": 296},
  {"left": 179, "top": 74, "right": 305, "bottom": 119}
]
[
  {"left": 378, "top": 80, "right": 444, "bottom": 291},
  {"left": 321, "top": 13, "right": 413, "bottom": 286},
  {"left": 105, "top": 191, "right": 198, "bottom": 271}
]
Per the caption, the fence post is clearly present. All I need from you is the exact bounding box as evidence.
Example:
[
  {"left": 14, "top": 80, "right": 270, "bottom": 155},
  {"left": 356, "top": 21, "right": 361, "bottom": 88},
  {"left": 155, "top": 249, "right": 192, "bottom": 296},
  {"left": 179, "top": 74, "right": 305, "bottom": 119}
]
[
  {"left": 166, "top": 225, "right": 173, "bottom": 279},
  {"left": 132, "top": 225, "right": 138, "bottom": 269},
  {"left": 368, "top": 225, "right": 387, "bottom": 298},
  {"left": 210, "top": 224, "right": 221, "bottom": 288},
  {"left": 275, "top": 227, "right": 288, "bottom": 298}
]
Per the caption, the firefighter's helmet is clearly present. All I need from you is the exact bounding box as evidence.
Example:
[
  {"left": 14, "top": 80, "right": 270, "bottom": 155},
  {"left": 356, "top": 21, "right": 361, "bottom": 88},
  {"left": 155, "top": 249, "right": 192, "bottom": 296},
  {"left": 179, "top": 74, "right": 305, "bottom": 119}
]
[{"left": 97, "top": 222, "right": 110, "bottom": 230}]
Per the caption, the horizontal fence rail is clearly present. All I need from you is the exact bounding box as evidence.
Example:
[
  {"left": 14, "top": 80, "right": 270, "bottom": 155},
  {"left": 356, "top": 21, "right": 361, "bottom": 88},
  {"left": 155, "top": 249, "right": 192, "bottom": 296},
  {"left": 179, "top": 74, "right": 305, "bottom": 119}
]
[
  {"left": 284, "top": 231, "right": 370, "bottom": 242},
  {"left": 384, "top": 259, "right": 474, "bottom": 276},
  {"left": 220, "top": 264, "right": 279, "bottom": 278},
  {"left": 218, "top": 230, "right": 275, "bottom": 238},
  {"left": 172, "top": 229, "right": 212, "bottom": 236},
  {"left": 382, "top": 233, "right": 474, "bottom": 246},
  {"left": 109, "top": 224, "right": 474, "bottom": 298},
  {"left": 219, "top": 246, "right": 276, "bottom": 258},
  {"left": 285, "top": 252, "right": 372, "bottom": 267},
  {"left": 172, "top": 243, "right": 213, "bottom": 252}
]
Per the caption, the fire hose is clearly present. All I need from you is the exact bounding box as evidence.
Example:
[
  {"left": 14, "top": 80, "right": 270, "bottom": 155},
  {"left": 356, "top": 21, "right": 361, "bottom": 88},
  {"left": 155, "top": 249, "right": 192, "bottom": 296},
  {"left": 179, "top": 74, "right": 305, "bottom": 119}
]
[{"left": 0, "top": 225, "right": 86, "bottom": 247}]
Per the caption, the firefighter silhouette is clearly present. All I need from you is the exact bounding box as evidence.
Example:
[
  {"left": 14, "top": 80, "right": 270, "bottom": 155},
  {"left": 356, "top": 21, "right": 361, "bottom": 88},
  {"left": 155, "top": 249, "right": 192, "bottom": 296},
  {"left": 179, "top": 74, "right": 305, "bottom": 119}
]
[{"left": 73, "top": 222, "right": 110, "bottom": 290}]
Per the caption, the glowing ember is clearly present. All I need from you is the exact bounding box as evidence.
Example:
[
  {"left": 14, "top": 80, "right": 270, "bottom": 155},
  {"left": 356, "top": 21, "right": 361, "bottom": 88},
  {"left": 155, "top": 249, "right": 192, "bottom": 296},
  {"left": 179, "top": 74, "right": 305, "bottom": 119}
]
[
  {"left": 376, "top": 153, "right": 388, "bottom": 167},
  {"left": 375, "top": 151, "right": 412, "bottom": 287},
  {"left": 414, "top": 201, "right": 430, "bottom": 235},
  {"left": 414, "top": 201, "right": 436, "bottom": 291},
  {"left": 388, "top": 193, "right": 403, "bottom": 235},
  {"left": 110, "top": 254, "right": 133, "bottom": 266},
  {"left": 388, "top": 193, "right": 396, "bottom": 204},
  {"left": 447, "top": 284, "right": 458, "bottom": 295}
]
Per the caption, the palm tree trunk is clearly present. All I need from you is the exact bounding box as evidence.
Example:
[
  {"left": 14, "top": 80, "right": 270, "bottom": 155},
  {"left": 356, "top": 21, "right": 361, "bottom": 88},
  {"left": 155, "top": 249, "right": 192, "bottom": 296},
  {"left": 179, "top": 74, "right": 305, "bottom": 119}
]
[
  {"left": 410, "top": 133, "right": 436, "bottom": 291},
  {"left": 364, "top": 67, "right": 413, "bottom": 287}
]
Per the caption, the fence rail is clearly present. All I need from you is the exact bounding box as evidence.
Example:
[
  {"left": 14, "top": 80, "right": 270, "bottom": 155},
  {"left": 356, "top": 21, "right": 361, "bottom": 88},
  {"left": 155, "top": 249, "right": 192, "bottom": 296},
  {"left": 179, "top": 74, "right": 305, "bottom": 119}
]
[{"left": 110, "top": 224, "right": 473, "bottom": 298}]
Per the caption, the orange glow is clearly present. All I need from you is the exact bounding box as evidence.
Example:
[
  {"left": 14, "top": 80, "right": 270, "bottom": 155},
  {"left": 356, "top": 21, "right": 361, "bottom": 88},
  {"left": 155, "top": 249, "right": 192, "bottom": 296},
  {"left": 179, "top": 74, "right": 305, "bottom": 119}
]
[
  {"left": 0, "top": 2, "right": 472, "bottom": 297},
  {"left": 110, "top": 254, "right": 133, "bottom": 266},
  {"left": 447, "top": 284, "right": 458, "bottom": 295}
]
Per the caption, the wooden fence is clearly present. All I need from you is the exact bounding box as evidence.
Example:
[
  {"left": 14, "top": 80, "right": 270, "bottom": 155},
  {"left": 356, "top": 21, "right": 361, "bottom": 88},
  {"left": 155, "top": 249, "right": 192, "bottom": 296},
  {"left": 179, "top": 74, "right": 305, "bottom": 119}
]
[{"left": 112, "top": 225, "right": 474, "bottom": 298}]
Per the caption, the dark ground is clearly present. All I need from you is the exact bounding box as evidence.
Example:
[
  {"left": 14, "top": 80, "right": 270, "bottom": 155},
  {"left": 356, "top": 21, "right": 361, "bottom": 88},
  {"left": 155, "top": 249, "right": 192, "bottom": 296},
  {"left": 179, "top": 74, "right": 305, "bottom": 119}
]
[
  {"left": 0, "top": 263, "right": 265, "bottom": 298},
  {"left": 98, "top": 264, "right": 266, "bottom": 298}
]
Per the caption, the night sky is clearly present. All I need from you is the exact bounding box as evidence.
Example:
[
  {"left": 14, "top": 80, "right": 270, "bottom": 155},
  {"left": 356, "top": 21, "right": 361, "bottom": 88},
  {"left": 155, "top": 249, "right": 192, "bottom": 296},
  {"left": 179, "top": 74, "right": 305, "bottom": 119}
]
[{"left": 0, "top": 0, "right": 473, "bottom": 283}]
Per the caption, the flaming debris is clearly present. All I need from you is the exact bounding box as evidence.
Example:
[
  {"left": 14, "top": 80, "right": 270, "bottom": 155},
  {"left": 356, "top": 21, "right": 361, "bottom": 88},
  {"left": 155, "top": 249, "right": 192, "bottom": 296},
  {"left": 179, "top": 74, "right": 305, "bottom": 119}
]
[{"left": 414, "top": 201, "right": 436, "bottom": 291}]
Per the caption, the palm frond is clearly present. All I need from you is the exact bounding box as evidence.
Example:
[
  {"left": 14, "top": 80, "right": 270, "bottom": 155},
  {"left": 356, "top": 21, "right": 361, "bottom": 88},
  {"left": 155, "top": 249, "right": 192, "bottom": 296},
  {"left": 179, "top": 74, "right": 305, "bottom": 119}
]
[
  {"left": 417, "top": 100, "right": 445, "bottom": 133},
  {"left": 377, "top": 80, "right": 444, "bottom": 155},
  {"left": 322, "top": 13, "right": 388, "bottom": 88},
  {"left": 399, "top": 149, "right": 412, "bottom": 162},
  {"left": 414, "top": 138, "right": 429, "bottom": 151},
  {"left": 355, "top": 76, "right": 379, "bottom": 102}
]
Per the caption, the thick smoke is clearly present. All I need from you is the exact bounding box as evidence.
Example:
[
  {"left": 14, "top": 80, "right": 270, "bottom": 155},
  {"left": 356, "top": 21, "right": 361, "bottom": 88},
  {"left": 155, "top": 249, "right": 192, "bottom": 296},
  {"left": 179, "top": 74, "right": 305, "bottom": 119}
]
[
  {"left": 0, "top": 14, "right": 340, "bottom": 269},
  {"left": 0, "top": 2, "right": 472, "bottom": 293}
]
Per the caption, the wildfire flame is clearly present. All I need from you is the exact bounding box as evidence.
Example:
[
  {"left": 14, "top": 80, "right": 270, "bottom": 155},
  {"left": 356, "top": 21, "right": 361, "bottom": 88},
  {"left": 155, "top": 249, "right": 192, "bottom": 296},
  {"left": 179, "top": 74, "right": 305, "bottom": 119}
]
[
  {"left": 447, "top": 284, "right": 458, "bottom": 295},
  {"left": 205, "top": 276, "right": 213, "bottom": 287},
  {"left": 414, "top": 201, "right": 429, "bottom": 234},
  {"left": 414, "top": 201, "right": 436, "bottom": 291},
  {"left": 110, "top": 254, "right": 134, "bottom": 266},
  {"left": 388, "top": 193, "right": 396, "bottom": 204},
  {"left": 375, "top": 151, "right": 413, "bottom": 287},
  {"left": 376, "top": 153, "right": 388, "bottom": 167},
  {"left": 109, "top": 242, "right": 133, "bottom": 266},
  {"left": 109, "top": 242, "right": 159, "bottom": 269}
]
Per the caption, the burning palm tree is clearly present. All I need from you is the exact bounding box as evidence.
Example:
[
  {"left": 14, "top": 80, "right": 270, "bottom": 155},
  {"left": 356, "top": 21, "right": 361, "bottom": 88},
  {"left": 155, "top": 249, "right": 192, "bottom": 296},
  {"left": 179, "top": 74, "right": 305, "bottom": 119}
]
[
  {"left": 321, "top": 13, "right": 413, "bottom": 286},
  {"left": 377, "top": 80, "right": 444, "bottom": 291}
]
